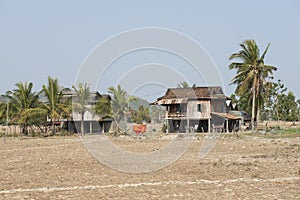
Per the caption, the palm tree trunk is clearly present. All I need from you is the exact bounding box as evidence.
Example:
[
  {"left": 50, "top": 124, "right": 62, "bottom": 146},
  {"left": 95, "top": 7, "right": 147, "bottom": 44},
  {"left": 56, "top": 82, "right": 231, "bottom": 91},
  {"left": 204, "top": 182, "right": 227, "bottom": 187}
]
[
  {"left": 52, "top": 120, "right": 55, "bottom": 136},
  {"left": 251, "top": 72, "right": 257, "bottom": 131},
  {"left": 256, "top": 85, "right": 260, "bottom": 125},
  {"left": 257, "top": 109, "right": 260, "bottom": 124},
  {"left": 81, "top": 112, "right": 85, "bottom": 135},
  {"left": 13, "top": 125, "right": 16, "bottom": 136},
  {"left": 251, "top": 93, "right": 256, "bottom": 131},
  {"left": 24, "top": 121, "right": 28, "bottom": 135}
]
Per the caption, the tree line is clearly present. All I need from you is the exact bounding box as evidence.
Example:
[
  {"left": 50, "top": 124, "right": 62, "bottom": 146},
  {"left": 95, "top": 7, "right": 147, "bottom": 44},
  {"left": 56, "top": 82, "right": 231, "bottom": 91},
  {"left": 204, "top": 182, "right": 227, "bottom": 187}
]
[
  {"left": 0, "top": 77, "right": 160, "bottom": 136},
  {"left": 0, "top": 77, "right": 91, "bottom": 135}
]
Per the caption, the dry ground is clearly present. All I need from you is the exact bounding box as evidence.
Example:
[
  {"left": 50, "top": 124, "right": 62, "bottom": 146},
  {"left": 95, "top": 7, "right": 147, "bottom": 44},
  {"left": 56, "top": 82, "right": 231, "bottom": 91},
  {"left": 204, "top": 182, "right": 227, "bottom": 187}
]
[{"left": 0, "top": 134, "right": 299, "bottom": 200}]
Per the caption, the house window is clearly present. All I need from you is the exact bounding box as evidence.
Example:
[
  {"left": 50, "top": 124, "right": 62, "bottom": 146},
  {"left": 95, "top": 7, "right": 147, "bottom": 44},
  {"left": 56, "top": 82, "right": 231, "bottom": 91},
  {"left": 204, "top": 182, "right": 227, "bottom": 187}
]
[{"left": 197, "top": 104, "right": 202, "bottom": 112}]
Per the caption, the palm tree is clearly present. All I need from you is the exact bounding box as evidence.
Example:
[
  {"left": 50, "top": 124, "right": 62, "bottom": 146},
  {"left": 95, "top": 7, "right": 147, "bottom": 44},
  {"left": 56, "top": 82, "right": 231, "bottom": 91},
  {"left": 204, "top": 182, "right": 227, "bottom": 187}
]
[
  {"left": 229, "top": 39, "right": 277, "bottom": 130},
  {"left": 5, "top": 82, "right": 41, "bottom": 135},
  {"left": 72, "top": 82, "right": 91, "bottom": 134},
  {"left": 0, "top": 101, "right": 7, "bottom": 125},
  {"left": 94, "top": 96, "right": 112, "bottom": 133},
  {"left": 177, "top": 81, "right": 196, "bottom": 88},
  {"left": 94, "top": 96, "right": 112, "bottom": 120},
  {"left": 130, "top": 106, "right": 151, "bottom": 124},
  {"left": 108, "top": 85, "right": 136, "bottom": 133},
  {"left": 42, "top": 76, "right": 70, "bottom": 135}
]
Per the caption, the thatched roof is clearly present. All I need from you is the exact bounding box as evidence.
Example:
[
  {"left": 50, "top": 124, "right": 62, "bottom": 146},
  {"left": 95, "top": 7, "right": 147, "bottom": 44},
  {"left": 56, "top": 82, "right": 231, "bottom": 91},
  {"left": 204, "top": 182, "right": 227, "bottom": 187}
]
[{"left": 157, "top": 86, "right": 226, "bottom": 100}]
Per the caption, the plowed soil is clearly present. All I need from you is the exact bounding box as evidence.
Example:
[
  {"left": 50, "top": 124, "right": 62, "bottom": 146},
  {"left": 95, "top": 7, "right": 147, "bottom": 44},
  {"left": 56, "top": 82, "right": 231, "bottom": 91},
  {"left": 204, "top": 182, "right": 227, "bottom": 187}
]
[{"left": 0, "top": 135, "right": 299, "bottom": 199}]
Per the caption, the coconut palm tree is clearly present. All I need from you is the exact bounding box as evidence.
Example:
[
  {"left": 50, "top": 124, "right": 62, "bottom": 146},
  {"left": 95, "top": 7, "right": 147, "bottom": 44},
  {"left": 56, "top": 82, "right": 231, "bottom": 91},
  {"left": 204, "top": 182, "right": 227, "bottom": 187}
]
[
  {"left": 5, "top": 82, "right": 41, "bottom": 135},
  {"left": 108, "top": 85, "right": 136, "bottom": 133},
  {"left": 72, "top": 82, "right": 91, "bottom": 134},
  {"left": 0, "top": 101, "right": 7, "bottom": 125},
  {"left": 229, "top": 39, "right": 277, "bottom": 130},
  {"left": 177, "top": 81, "right": 196, "bottom": 88},
  {"left": 94, "top": 96, "right": 112, "bottom": 133},
  {"left": 130, "top": 105, "right": 151, "bottom": 124},
  {"left": 42, "top": 76, "right": 70, "bottom": 135},
  {"left": 94, "top": 96, "right": 112, "bottom": 120}
]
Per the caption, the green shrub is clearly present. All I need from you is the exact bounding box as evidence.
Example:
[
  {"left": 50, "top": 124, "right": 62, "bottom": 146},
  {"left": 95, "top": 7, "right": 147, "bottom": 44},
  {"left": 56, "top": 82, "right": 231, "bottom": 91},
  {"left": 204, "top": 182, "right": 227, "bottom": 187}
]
[{"left": 161, "top": 124, "right": 167, "bottom": 133}]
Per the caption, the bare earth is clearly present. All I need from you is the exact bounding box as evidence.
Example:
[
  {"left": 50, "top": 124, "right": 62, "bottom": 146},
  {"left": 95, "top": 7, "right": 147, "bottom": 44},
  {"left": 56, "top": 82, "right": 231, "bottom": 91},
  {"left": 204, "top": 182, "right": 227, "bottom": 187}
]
[{"left": 0, "top": 134, "right": 299, "bottom": 200}]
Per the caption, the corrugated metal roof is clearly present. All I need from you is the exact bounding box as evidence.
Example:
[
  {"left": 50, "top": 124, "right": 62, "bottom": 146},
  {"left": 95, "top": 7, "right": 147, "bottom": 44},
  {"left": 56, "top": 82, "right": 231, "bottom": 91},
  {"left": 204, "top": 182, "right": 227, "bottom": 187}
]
[
  {"left": 155, "top": 98, "right": 188, "bottom": 105},
  {"left": 211, "top": 112, "right": 241, "bottom": 120}
]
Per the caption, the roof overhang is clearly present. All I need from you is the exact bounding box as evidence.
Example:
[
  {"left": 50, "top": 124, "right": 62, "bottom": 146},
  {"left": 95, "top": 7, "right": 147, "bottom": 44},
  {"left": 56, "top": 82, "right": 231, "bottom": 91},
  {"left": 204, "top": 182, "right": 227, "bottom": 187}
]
[
  {"left": 211, "top": 112, "right": 241, "bottom": 120},
  {"left": 151, "top": 98, "right": 188, "bottom": 105}
]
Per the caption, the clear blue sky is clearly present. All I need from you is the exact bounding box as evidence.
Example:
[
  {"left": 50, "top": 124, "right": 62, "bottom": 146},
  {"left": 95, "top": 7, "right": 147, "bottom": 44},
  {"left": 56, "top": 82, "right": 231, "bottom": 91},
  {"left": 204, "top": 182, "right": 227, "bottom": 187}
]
[{"left": 0, "top": 0, "right": 299, "bottom": 101}]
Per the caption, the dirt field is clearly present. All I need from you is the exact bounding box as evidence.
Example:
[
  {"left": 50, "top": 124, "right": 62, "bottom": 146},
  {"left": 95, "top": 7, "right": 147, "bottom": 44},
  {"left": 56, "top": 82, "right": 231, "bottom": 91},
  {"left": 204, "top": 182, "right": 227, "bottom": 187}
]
[{"left": 0, "top": 134, "right": 299, "bottom": 200}]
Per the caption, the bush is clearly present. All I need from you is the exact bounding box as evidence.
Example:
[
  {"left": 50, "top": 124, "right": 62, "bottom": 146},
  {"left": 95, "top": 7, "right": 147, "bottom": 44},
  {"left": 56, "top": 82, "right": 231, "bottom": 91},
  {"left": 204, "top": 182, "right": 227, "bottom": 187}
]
[
  {"left": 161, "top": 124, "right": 167, "bottom": 133},
  {"left": 58, "top": 130, "right": 73, "bottom": 136}
]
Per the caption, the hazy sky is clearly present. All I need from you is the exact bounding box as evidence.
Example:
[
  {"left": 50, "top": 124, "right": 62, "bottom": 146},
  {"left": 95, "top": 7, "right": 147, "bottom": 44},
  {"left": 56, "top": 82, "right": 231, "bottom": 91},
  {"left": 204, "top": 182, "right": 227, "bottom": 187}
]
[{"left": 1, "top": 0, "right": 299, "bottom": 101}]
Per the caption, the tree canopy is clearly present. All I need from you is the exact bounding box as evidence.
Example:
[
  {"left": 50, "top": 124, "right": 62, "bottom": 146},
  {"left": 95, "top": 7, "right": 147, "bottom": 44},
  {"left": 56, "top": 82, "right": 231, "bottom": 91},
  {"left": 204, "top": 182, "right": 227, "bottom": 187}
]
[
  {"left": 177, "top": 81, "right": 196, "bottom": 88},
  {"left": 72, "top": 82, "right": 91, "bottom": 134},
  {"left": 5, "top": 82, "right": 43, "bottom": 135},
  {"left": 42, "top": 76, "right": 70, "bottom": 135}
]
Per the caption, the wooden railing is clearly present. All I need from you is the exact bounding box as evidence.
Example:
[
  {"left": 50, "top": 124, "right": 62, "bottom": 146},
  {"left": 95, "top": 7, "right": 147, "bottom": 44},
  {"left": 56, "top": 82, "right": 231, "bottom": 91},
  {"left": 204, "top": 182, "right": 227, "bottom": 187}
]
[{"left": 167, "top": 112, "right": 187, "bottom": 118}]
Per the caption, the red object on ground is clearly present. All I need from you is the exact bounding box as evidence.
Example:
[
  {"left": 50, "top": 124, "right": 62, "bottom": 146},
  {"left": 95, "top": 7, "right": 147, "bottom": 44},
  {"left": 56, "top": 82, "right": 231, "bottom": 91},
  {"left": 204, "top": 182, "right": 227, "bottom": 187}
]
[{"left": 133, "top": 124, "right": 146, "bottom": 134}]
